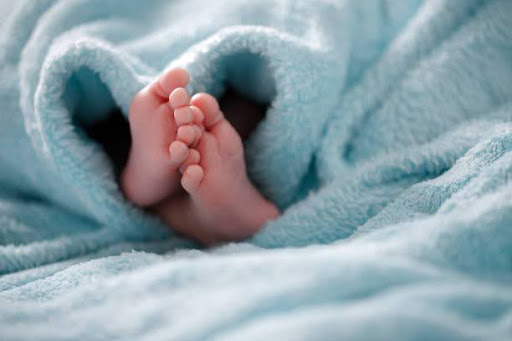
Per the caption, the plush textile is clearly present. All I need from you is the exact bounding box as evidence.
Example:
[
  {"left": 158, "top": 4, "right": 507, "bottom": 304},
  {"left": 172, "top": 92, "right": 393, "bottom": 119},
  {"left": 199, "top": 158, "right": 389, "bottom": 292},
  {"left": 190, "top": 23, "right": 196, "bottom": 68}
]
[{"left": 1, "top": 0, "right": 512, "bottom": 339}]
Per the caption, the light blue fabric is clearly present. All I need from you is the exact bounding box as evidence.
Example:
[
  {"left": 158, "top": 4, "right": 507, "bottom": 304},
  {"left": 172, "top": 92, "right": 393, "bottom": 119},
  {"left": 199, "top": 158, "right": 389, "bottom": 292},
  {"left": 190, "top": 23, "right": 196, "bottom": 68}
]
[{"left": 1, "top": 0, "right": 512, "bottom": 339}]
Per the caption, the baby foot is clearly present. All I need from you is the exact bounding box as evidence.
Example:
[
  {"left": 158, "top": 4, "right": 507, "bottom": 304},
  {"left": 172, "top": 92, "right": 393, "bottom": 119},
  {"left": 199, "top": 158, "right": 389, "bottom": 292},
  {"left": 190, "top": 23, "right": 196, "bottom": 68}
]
[
  {"left": 157, "top": 93, "right": 279, "bottom": 244},
  {"left": 121, "top": 68, "right": 204, "bottom": 206}
]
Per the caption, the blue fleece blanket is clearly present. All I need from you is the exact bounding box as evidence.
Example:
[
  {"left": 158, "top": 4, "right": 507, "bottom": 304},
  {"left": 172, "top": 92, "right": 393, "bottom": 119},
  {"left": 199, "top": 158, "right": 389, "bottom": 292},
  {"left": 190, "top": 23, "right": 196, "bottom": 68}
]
[{"left": 2, "top": 0, "right": 512, "bottom": 339}]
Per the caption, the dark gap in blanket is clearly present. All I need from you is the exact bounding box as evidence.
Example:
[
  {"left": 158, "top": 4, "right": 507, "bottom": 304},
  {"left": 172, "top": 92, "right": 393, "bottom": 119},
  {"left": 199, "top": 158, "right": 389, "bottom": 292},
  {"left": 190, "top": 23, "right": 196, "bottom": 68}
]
[
  {"left": 64, "top": 67, "right": 131, "bottom": 178},
  {"left": 218, "top": 86, "right": 269, "bottom": 141},
  {"left": 83, "top": 109, "right": 131, "bottom": 178},
  {"left": 72, "top": 77, "right": 268, "bottom": 184}
]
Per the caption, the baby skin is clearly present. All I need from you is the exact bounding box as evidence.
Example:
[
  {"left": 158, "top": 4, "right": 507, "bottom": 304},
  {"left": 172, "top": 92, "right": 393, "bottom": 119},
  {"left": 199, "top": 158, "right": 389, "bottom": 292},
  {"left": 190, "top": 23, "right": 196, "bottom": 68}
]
[{"left": 121, "top": 68, "right": 279, "bottom": 245}]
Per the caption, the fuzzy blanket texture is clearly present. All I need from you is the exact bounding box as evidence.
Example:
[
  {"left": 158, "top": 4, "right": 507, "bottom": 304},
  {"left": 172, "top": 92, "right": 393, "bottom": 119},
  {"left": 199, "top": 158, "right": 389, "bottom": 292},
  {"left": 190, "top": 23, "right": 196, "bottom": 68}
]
[{"left": 1, "top": 0, "right": 512, "bottom": 339}]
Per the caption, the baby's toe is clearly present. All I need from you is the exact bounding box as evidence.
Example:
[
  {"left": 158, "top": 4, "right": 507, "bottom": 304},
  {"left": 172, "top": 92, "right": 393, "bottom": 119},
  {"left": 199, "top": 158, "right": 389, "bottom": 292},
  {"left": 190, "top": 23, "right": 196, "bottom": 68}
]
[
  {"left": 169, "top": 140, "right": 189, "bottom": 166},
  {"left": 190, "top": 93, "right": 223, "bottom": 129},
  {"left": 174, "top": 106, "right": 194, "bottom": 126},
  {"left": 149, "top": 68, "right": 189, "bottom": 100},
  {"left": 171, "top": 88, "right": 196, "bottom": 127},
  {"left": 190, "top": 106, "right": 204, "bottom": 124},
  {"left": 177, "top": 125, "right": 197, "bottom": 146},
  {"left": 169, "top": 88, "right": 190, "bottom": 109},
  {"left": 181, "top": 164, "right": 204, "bottom": 194},
  {"left": 177, "top": 124, "right": 203, "bottom": 148},
  {"left": 191, "top": 125, "right": 203, "bottom": 147},
  {"left": 179, "top": 149, "right": 200, "bottom": 174}
]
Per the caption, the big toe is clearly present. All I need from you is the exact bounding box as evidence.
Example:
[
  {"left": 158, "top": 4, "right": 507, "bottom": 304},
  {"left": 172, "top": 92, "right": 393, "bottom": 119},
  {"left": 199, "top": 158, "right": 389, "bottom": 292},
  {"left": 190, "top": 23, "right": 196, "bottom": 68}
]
[
  {"left": 150, "top": 68, "right": 189, "bottom": 99},
  {"left": 191, "top": 93, "right": 223, "bottom": 129},
  {"left": 132, "top": 68, "right": 190, "bottom": 114}
]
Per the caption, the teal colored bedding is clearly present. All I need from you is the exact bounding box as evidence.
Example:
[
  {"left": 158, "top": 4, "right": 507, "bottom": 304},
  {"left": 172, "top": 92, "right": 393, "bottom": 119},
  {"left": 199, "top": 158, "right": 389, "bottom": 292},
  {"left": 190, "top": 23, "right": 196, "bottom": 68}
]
[{"left": 1, "top": 0, "right": 512, "bottom": 339}]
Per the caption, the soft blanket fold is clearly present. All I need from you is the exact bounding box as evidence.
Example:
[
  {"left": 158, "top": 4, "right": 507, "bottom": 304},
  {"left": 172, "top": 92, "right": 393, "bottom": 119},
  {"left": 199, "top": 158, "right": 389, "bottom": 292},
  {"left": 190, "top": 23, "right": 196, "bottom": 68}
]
[{"left": 1, "top": 0, "right": 512, "bottom": 339}]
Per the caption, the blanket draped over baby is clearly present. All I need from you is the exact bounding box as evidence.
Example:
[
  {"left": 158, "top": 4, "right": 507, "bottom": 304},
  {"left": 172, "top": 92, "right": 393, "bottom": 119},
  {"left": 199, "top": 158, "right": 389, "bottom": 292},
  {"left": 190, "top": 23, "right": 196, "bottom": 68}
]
[{"left": 1, "top": 0, "right": 512, "bottom": 339}]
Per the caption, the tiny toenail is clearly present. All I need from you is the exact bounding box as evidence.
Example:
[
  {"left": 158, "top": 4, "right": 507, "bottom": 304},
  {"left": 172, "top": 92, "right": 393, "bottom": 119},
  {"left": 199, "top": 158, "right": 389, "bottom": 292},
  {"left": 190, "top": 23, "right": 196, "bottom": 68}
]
[
  {"left": 179, "top": 126, "right": 195, "bottom": 143},
  {"left": 174, "top": 107, "right": 193, "bottom": 125},
  {"left": 169, "top": 88, "right": 190, "bottom": 108},
  {"left": 170, "top": 141, "right": 186, "bottom": 156},
  {"left": 190, "top": 106, "right": 204, "bottom": 123}
]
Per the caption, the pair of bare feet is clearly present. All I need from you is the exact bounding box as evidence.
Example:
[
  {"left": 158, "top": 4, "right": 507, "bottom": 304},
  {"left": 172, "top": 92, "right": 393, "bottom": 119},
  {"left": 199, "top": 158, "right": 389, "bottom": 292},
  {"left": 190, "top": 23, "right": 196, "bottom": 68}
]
[{"left": 121, "top": 68, "right": 279, "bottom": 245}]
